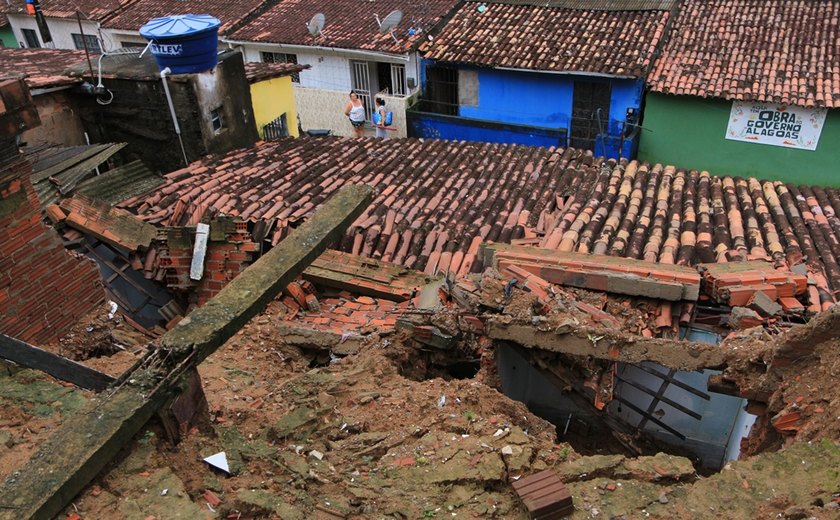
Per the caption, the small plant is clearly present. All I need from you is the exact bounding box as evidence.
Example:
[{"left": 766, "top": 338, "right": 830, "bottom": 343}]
[
  {"left": 422, "top": 507, "right": 437, "bottom": 518},
  {"left": 415, "top": 455, "right": 429, "bottom": 466},
  {"left": 462, "top": 410, "right": 476, "bottom": 422},
  {"left": 559, "top": 447, "right": 570, "bottom": 460},
  {"left": 138, "top": 430, "right": 155, "bottom": 445}
]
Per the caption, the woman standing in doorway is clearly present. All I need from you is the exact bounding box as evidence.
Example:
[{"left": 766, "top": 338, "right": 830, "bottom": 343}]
[{"left": 344, "top": 91, "right": 366, "bottom": 137}]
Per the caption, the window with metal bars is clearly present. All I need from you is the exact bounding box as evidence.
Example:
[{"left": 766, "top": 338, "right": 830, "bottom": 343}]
[
  {"left": 261, "top": 52, "right": 300, "bottom": 83},
  {"left": 422, "top": 66, "right": 459, "bottom": 115},
  {"left": 21, "top": 29, "right": 40, "bottom": 48},
  {"left": 72, "top": 33, "right": 101, "bottom": 53}
]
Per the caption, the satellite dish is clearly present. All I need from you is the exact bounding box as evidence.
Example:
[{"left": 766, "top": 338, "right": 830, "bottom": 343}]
[
  {"left": 377, "top": 10, "right": 403, "bottom": 34},
  {"left": 307, "top": 13, "right": 325, "bottom": 36}
]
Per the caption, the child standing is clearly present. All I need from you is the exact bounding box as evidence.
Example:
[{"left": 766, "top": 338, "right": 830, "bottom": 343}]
[{"left": 374, "top": 97, "right": 388, "bottom": 139}]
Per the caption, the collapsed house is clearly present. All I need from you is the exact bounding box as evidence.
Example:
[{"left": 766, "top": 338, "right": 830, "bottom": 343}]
[{"left": 1, "top": 122, "right": 840, "bottom": 517}]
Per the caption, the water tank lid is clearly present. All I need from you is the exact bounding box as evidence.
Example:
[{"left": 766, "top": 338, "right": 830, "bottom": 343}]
[{"left": 139, "top": 14, "right": 221, "bottom": 39}]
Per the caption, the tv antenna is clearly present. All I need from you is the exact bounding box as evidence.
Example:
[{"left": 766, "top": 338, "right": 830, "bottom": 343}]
[
  {"left": 307, "top": 13, "right": 325, "bottom": 36},
  {"left": 375, "top": 10, "right": 403, "bottom": 43}
]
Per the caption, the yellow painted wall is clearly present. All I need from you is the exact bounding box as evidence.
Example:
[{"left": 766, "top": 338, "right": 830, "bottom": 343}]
[{"left": 250, "top": 75, "right": 299, "bottom": 138}]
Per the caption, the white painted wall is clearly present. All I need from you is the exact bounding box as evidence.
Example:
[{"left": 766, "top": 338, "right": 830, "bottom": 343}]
[
  {"left": 7, "top": 14, "right": 120, "bottom": 51},
  {"left": 101, "top": 29, "right": 147, "bottom": 48},
  {"left": 233, "top": 42, "right": 422, "bottom": 95}
]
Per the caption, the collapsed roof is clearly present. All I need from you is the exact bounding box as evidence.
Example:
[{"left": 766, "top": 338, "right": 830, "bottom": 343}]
[{"left": 117, "top": 137, "right": 840, "bottom": 306}]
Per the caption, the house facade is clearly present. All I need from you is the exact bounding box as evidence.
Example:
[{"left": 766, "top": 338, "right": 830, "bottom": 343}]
[
  {"left": 224, "top": 0, "right": 460, "bottom": 138},
  {"left": 244, "top": 62, "right": 307, "bottom": 139},
  {"left": 0, "top": 47, "right": 91, "bottom": 147},
  {"left": 411, "top": 0, "right": 673, "bottom": 158},
  {"left": 640, "top": 0, "right": 840, "bottom": 186},
  {"left": 4, "top": 0, "right": 117, "bottom": 51}
]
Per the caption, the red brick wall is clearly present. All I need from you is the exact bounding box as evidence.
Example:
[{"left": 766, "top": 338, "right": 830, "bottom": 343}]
[
  {"left": 0, "top": 156, "right": 104, "bottom": 345},
  {"left": 157, "top": 222, "right": 257, "bottom": 308}
]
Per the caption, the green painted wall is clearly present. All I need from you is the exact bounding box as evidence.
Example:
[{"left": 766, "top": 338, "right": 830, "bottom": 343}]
[
  {"left": 638, "top": 92, "right": 840, "bottom": 186},
  {"left": 0, "top": 25, "right": 19, "bottom": 48}
]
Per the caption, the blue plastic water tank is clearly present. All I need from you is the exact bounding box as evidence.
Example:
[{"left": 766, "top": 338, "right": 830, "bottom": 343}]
[{"left": 139, "top": 14, "right": 221, "bottom": 74}]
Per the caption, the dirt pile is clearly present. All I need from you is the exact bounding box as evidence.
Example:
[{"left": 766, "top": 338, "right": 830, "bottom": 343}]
[{"left": 720, "top": 307, "right": 840, "bottom": 454}]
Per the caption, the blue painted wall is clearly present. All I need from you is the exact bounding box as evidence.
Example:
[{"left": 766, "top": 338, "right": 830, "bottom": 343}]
[
  {"left": 407, "top": 110, "right": 567, "bottom": 148},
  {"left": 412, "top": 63, "right": 645, "bottom": 159}
]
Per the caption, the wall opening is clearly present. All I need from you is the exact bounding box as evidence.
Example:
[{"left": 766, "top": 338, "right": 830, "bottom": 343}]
[{"left": 495, "top": 342, "right": 756, "bottom": 471}]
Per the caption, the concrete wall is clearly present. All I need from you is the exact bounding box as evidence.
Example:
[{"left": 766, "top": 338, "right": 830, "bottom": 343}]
[
  {"left": 251, "top": 75, "right": 299, "bottom": 138},
  {"left": 0, "top": 25, "right": 19, "bottom": 48},
  {"left": 7, "top": 15, "right": 110, "bottom": 50},
  {"left": 638, "top": 92, "right": 840, "bottom": 186},
  {"left": 294, "top": 85, "right": 409, "bottom": 138},
  {"left": 21, "top": 91, "right": 86, "bottom": 147},
  {"left": 190, "top": 52, "right": 259, "bottom": 155},
  {"left": 238, "top": 44, "right": 421, "bottom": 95}
]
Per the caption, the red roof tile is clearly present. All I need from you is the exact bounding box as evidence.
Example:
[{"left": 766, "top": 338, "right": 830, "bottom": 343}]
[
  {"left": 0, "top": 48, "right": 88, "bottom": 89},
  {"left": 243, "top": 61, "right": 309, "bottom": 83},
  {"left": 117, "top": 137, "right": 840, "bottom": 304},
  {"left": 4, "top": 0, "right": 127, "bottom": 20},
  {"left": 228, "top": 0, "right": 460, "bottom": 54},
  {"left": 648, "top": 0, "right": 840, "bottom": 108},
  {"left": 421, "top": 1, "right": 670, "bottom": 76},
  {"left": 100, "top": 0, "right": 265, "bottom": 33}
]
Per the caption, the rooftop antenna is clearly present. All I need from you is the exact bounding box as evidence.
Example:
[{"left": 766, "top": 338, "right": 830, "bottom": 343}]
[
  {"left": 375, "top": 9, "right": 402, "bottom": 44},
  {"left": 307, "top": 13, "right": 325, "bottom": 37}
]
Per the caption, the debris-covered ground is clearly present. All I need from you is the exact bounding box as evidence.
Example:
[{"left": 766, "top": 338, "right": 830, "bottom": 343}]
[{"left": 14, "top": 297, "right": 833, "bottom": 520}]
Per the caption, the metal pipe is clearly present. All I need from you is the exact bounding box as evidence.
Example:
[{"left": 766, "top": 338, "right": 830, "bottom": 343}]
[{"left": 160, "top": 67, "right": 189, "bottom": 167}]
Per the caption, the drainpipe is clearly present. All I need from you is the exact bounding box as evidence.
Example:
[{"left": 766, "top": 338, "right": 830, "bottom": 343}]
[{"left": 160, "top": 67, "right": 189, "bottom": 167}]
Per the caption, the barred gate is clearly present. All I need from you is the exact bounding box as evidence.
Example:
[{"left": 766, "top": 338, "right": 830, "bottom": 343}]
[{"left": 263, "top": 113, "right": 289, "bottom": 140}]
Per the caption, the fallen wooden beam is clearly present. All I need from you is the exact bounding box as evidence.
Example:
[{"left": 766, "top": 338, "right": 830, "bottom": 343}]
[
  {"left": 0, "top": 184, "right": 374, "bottom": 520},
  {"left": 481, "top": 243, "right": 701, "bottom": 301},
  {"left": 0, "top": 333, "right": 115, "bottom": 392},
  {"left": 303, "top": 249, "right": 436, "bottom": 302}
]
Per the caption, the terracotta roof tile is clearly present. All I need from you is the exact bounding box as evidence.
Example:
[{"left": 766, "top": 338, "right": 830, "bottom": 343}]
[
  {"left": 648, "top": 0, "right": 840, "bottom": 108},
  {"left": 0, "top": 48, "right": 88, "bottom": 89},
  {"left": 4, "top": 0, "right": 127, "bottom": 20},
  {"left": 228, "top": 0, "right": 460, "bottom": 54},
  {"left": 421, "top": 1, "right": 670, "bottom": 76},
  {"left": 118, "top": 137, "right": 840, "bottom": 305},
  {"left": 100, "top": 0, "right": 264, "bottom": 33},
  {"left": 243, "top": 61, "right": 310, "bottom": 84}
]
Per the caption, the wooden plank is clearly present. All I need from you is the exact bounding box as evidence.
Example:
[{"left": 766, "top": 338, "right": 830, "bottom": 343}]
[
  {"left": 0, "top": 333, "right": 115, "bottom": 392},
  {"left": 0, "top": 184, "right": 374, "bottom": 520}
]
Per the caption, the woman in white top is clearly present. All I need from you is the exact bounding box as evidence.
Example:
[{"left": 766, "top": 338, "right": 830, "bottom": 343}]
[{"left": 344, "top": 91, "right": 366, "bottom": 137}]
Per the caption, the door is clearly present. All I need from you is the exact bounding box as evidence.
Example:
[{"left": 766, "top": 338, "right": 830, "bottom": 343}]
[
  {"left": 351, "top": 60, "right": 373, "bottom": 120},
  {"left": 570, "top": 81, "right": 611, "bottom": 150}
]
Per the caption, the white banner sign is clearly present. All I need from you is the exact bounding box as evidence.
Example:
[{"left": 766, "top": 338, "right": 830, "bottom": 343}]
[{"left": 725, "top": 101, "right": 827, "bottom": 151}]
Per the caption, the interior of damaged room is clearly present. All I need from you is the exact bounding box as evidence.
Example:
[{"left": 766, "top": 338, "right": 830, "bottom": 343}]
[{"left": 1, "top": 0, "right": 840, "bottom": 519}]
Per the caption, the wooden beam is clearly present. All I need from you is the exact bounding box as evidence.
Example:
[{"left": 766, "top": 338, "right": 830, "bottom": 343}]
[
  {"left": 0, "top": 334, "right": 115, "bottom": 392},
  {"left": 0, "top": 184, "right": 375, "bottom": 520}
]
